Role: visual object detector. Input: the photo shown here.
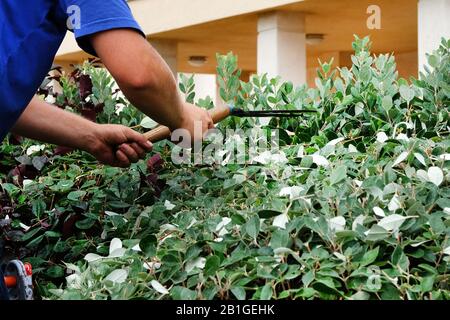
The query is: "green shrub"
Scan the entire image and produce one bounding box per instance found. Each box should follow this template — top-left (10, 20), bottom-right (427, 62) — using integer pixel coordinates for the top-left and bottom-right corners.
top-left (0, 36), bottom-right (449, 300)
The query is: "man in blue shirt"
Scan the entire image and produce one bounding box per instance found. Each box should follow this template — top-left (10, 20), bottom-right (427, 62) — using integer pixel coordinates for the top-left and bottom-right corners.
top-left (0, 0), bottom-right (213, 167)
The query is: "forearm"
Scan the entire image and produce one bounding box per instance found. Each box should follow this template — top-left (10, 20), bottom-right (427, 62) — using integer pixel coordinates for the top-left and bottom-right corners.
top-left (11, 96), bottom-right (98, 152)
top-left (91, 30), bottom-right (184, 130)
top-left (121, 62), bottom-right (184, 130)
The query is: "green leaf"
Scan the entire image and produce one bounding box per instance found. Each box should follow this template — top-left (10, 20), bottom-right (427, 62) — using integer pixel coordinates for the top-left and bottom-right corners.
top-left (258, 210), bottom-right (282, 219)
top-left (398, 252), bottom-right (410, 272)
top-left (296, 287), bottom-right (316, 299)
top-left (268, 96), bottom-right (277, 104)
top-left (313, 278), bottom-right (337, 292)
top-left (179, 82), bottom-right (186, 93)
top-left (341, 95), bottom-right (353, 106)
top-left (330, 165), bottom-right (347, 185)
top-left (44, 231), bottom-right (61, 238)
top-left (378, 214), bottom-right (413, 231)
top-left (421, 276), bottom-right (435, 292)
top-left (427, 54), bottom-right (438, 68)
top-left (260, 284), bottom-right (273, 300)
top-left (45, 265), bottom-right (65, 278)
top-left (31, 199), bottom-right (46, 218)
top-left (51, 180), bottom-right (75, 193)
top-left (302, 270), bottom-right (314, 287)
top-left (140, 116), bottom-right (158, 129)
top-left (360, 247), bottom-right (379, 267)
top-left (231, 287), bottom-right (246, 300)
top-left (67, 190), bottom-right (87, 201)
top-left (187, 92), bottom-right (196, 103)
top-left (350, 291), bottom-right (371, 300)
top-left (429, 215), bottom-right (445, 235)
top-left (223, 174), bottom-right (246, 189)
top-left (185, 245), bottom-right (202, 261)
top-left (382, 96), bottom-right (393, 112)
top-left (322, 62), bottom-right (331, 74)
top-left (245, 215), bottom-right (260, 239)
top-left (204, 255), bottom-right (220, 277)
top-left (26, 234), bottom-right (44, 248)
top-left (162, 254), bottom-right (179, 267)
top-left (418, 264), bottom-right (437, 274)
top-left (21, 228), bottom-right (41, 242)
top-left (284, 82), bottom-right (293, 94)
top-left (171, 286), bottom-right (197, 300)
top-left (75, 218), bottom-right (96, 230)
top-left (366, 225), bottom-right (390, 241)
top-left (397, 78), bottom-right (409, 86)
top-left (399, 85), bottom-right (414, 104)
top-left (392, 247), bottom-right (410, 272)
top-left (2, 183), bottom-right (20, 197)
top-left (269, 229), bottom-right (289, 249)
top-left (140, 234), bottom-right (157, 258)
top-left (380, 284), bottom-right (401, 300)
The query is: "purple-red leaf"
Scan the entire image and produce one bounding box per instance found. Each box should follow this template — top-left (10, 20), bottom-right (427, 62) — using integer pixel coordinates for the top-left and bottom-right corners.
top-left (147, 154), bottom-right (164, 172)
top-left (8, 164), bottom-right (39, 185)
top-left (81, 109), bottom-right (97, 122)
top-left (79, 74), bottom-right (93, 100)
top-left (9, 134), bottom-right (23, 145)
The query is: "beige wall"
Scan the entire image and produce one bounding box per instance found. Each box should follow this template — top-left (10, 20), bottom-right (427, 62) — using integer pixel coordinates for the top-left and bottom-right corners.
top-left (55, 0), bottom-right (420, 88)
top-left (57, 0), bottom-right (301, 56)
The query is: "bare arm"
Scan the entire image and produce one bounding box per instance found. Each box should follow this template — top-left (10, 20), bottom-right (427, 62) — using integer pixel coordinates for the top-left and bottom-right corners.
top-left (12, 96), bottom-right (152, 167)
top-left (90, 29), bottom-right (213, 138)
top-left (9, 29), bottom-right (212, 168)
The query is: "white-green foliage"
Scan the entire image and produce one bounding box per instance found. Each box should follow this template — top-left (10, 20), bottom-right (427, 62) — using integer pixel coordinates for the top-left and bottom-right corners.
top-left (1, 36), bottom-right (448, 300)
top-left (47, 36), bottom-right (450, 300)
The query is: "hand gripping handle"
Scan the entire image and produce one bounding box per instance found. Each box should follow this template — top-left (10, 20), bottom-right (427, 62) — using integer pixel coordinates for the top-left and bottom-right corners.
top-left (143, 105), bottom-right (232, 143)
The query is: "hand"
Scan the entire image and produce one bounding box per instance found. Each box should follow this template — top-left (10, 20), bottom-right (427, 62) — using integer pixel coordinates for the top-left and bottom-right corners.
top-left (86, 124), bottom-right (153, 167)
top-left (177, 103), bottom-right (214, 145)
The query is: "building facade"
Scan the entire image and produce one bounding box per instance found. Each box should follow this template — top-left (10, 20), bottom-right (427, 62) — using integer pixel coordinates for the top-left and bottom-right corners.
top-left (55, 0), bottom-right (450, 104)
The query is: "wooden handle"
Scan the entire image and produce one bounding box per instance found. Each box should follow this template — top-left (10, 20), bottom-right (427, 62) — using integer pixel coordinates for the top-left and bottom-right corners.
top-left (143, 105), bottom-right (232, 143)
top-left (143, 125), bottom-right (171, 142)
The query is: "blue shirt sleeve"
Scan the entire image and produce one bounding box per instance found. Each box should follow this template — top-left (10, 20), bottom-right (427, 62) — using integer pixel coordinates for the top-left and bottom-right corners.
top-left (59, 0), bottom-right (145, 56)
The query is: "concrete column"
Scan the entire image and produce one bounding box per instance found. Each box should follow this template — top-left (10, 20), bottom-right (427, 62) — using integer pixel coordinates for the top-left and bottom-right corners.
top-left (418, 0), bottom-right (450, 73)
top-left (257, 11), bottom-right (307, 86)
top-left (149, 39), bottom-right (178, 76)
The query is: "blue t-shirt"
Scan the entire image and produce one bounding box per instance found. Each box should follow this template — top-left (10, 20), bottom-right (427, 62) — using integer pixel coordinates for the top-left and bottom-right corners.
top-left (0, 0), bottom-right (144, 141)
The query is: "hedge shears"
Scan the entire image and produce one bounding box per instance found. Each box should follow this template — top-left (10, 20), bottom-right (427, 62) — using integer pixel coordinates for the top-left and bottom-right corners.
top-left (143, 105), bottom-right (316, 142)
